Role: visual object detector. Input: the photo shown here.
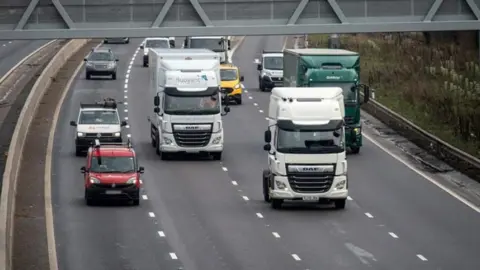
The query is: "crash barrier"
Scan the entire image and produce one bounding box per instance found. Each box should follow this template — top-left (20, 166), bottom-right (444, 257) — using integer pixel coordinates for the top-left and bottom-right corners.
top-left (360, 93), bottom-right (480, 182)
top-left (0, 38), bottom-right (90, 270)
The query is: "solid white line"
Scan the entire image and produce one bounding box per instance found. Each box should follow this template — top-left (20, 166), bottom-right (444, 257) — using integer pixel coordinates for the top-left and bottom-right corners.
top-left (256, 213), bottom-right (264, 218)
top-left (416, 254), bottom-right (428, 261)
top-left (347, 196), bottom-right (353, 201)
top-left (272, 232), bottom-right (280, 238)
top-left (158, 231), bottom-right (165, 237)
top-left (365, 212), bottom-right (374, 218)
top-left (388, 232), bottom-right (399, 239)
top-left (363, 133), bottom-right (480, 213)
top-left (169, 253), bottom-right (178, 260)
top-left (142, 195), bottom-right (148, 200)
top-left (222, 167), bottom-right (228, 172)
top-left (242, 196), bottom-right (249, 201)
top-left (292, 254), bottom-right (301, 261)
top-left (231, 181), bottom-right (238, 186)
top-left (259, 110), bottom-right (263, 113)
top-left (148, 212), bottom-right (155, 218)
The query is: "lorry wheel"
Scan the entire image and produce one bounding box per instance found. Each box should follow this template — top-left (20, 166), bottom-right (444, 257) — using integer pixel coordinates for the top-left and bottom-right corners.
top-left (259, 81), bottom-right (265, 92)
top-left (350, 147), bottom-right (360, 154)
top-left (151, 135), bottom-right (156, 148)
top-left (271, 199), bottom-right (283, 209)
top-left (75, 147), bottom-right (82, 156)
top-left (262, 171), bottom-right (271, 203)
top-left (132, 199), bottom-right (140, 206)
top-left (112, 73), bottom-right (117, 80)
top-left (334, 199), bottom-right (346, 209)
top-left (160, 152), bottom-right (171, 160)
top-left (85, 191), bottom-right (95, 206)
top-left (211, 152), bottom-right (222, 160)
top-left (86, 73), bottom-right (91, 80)
top-left (236, 95), bottom-right (242, 105)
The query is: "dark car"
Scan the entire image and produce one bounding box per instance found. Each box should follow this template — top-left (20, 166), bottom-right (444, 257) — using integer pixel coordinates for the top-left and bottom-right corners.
top-left (104, 38), bottom-right (129, 44)
top-left (84, 48), bottom-right (119, 80)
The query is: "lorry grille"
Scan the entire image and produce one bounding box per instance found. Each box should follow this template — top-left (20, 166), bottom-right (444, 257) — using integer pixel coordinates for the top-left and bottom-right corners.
top-left (344, 116), bottom-right (355, 125)
top-left (287, 173), bottom-right (334, 193)
top-left (271, 77), bottom-right (283, 82)
top-left (173, 130), bottom-right (212, 147)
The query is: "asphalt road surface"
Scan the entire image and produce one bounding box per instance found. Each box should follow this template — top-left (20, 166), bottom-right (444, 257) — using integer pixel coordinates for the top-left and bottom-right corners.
top-left (0, 40), bottom-right (50, 79)
top-left (51, 36), bottom-right (480, 270)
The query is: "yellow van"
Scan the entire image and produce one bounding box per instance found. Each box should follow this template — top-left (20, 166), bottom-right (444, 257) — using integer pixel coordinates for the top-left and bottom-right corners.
top-left (220, 64), bottom-right (244, 105)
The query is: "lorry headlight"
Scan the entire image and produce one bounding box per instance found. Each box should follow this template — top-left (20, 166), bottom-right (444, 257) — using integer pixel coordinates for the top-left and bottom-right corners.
top-left (163, 137), bottom-right (172, 144)
top-left (353, 127), bottom-right (361, 134)
top-left (212, 136), bottom-right (222, 144)
top-left (126, 177), bottom-right (137, 184)
top-left (77, 132), bottom-right (85, 137)
top-left (275, 180), bottom-right (287, 190)
top-left (114, 132), bottom-right (121, 137)
top-left (89, 177), bottom-right (100, 184)
top-left (334, 180), bottom-right (346, 190)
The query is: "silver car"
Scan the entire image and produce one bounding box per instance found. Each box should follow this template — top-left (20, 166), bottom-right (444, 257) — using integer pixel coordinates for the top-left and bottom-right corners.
top-left (84, 48), bottom-right (118, 80)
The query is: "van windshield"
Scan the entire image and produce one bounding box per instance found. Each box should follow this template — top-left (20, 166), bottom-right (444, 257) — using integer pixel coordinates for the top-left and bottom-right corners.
top-left (79, 110), bottom-right (119, 125)
top-left (90, 157), bottom-right (135, 173)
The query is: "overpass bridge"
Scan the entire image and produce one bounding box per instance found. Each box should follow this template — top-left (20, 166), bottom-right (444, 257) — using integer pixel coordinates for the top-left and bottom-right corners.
top-left (0, 0), bottom-right (479, 39)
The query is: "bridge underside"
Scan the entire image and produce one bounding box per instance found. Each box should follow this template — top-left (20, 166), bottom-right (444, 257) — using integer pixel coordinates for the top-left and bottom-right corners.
top-left (0, 0), bottom-right (480, 39)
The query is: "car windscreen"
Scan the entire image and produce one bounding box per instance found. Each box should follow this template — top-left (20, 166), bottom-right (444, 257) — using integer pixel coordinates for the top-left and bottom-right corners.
top-left (90, 156), bottom-right (135, 173)
top-left (79, 110), bottom-right (119, 124)
top-left (88, 52), bottom-right (114, 61)
top-left (146, 39), bottom-right (169, 48)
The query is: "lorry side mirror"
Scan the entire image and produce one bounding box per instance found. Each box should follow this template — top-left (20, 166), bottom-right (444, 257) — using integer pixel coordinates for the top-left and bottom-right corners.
top-left (224, 106), bottom-right (230, 113)
top-left (70, 121), bottom-right (77, 126)
top-left (121, 120), bottom-right (128, 126)
top-left (263, 144), bottom-right (271, 151)
top-left (83, 58), bottom-right (87, 62)
top-left (257, 64), bottom-right (262, 71)
top-left (363, 86), bottom-right (370, 103)
top-left (140, 45), bottom-right (144, 49)
top-left (138, 166), bottom-right (145, 173)
top-left (264, 130), bottom-right (271, 142)
top-left (154, 107), bottom-right (160, 113)
top-left (351, 86), bottom-right (356, 92)
top-left (80, 166), bottom-right (86, 173)
top-left (227, 40), bottom-right (231, 50)
top-left (240, 76), bottom-right (244, 82)
top-left (154, 95), bottom-right (160, 106)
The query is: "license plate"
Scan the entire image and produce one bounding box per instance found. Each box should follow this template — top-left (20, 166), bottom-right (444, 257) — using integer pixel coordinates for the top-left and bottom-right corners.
top-left (302, 196), bottom-right (319, 201)
top-left (106, 190), bottom-right (122, 195)
top-left (185, 149), bottom-right (199, 153)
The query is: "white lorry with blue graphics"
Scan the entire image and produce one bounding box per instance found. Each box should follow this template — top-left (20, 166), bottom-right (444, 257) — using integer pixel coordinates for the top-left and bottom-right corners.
top-left (148, 48), bottom-right (230, 160)
top-left (262, 87), bottom-right (348, 209)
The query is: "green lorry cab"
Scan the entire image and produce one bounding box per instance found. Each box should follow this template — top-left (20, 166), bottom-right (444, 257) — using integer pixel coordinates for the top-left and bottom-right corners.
top-left (283, 48), bottom-right (370, 154)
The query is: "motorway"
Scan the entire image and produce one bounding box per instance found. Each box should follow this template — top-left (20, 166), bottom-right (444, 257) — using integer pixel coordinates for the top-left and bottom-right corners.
top-left (0, 40), bottom-right (50, 79)
top-left (50, 37), bottom-right (480, 270)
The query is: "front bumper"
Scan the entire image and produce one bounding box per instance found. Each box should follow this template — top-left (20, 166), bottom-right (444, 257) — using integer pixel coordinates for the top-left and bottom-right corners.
top-left (86, 183), bottom-right (140, 200)
top-left (76, 136), bottom-right (122, 149)
top-left (86, 67), bottom-right (116, 75)
top-left (261, 76), bottom-right (283, 88)
top-left (160, 133), bottom-right (223, 153)
top-left (270, 175), bottom-right (348, 200)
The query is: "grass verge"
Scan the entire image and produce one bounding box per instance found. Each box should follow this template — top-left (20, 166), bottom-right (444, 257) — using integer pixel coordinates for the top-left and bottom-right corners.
top-left (308, 33), bottom-right (480, 158)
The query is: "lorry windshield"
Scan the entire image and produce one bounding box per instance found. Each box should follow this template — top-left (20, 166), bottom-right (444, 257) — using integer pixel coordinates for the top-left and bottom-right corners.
top-left (276, 128), bottom-right (344, 154)
top-left (79, 110), bottom-right (119, 125)
top-left (90, 157), bottom-right (135, 173)
top-left (263, 56), bottom-right (283, 70)
top-left (164, 94), bottom-right (221, 115)
top-left (189, 39), bottom-right (224, 52)
top-left (220, 69), bottom-right (238, 81)
top-left (145, 39), bottom-right (169, 48)
top-left (310, 82), bottom-right (358, 104)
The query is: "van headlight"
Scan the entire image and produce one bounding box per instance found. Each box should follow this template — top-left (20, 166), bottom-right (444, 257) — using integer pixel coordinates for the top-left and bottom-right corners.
top-left (89, 177), bottom-right (100, 184)
top-left (126, 177), bottom-right (137, 184)
top-left (234, 84), bottom-right (241, 89)
top-left (77, 132), bottom-right (85, 137)
top-left (114, 132), bottom-right (121, 137)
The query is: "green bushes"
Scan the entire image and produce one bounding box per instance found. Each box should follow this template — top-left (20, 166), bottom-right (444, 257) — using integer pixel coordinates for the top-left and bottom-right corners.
top-left (308, 33), bottom-right (480, 156)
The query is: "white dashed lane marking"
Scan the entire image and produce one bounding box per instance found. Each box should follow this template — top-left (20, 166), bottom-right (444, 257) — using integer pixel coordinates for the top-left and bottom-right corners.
top-left (365, 212), bottom-right (374, 218)
top-left (127, 134), bottom-right (131, 138)
top-left (248, 96), bottom-right (253, 99)
top-left (253, 103), bottom-right (258, 106)
top-left (124, 83), bottom-right (128, 88)
top-left (256, 213), bottom-right (264, 218)
top-left (158, 231), bottom-right (165, 237)
top-left (272, 232), bottom-right (280, 238)
top-left (231, 181), bottom-right (238, 186)
top-left (148, 212), bottom-right (155, 218)
top-left (142, 195), bottom-right (148, 200)
top-left (292, 254), bottom-right (301, 261)
top-left (417, 254), bottom-right (428, 261)
top-left (222, 167), bottom-right (228, 172)
top-left (124, 109), bottom-right (128, 112)
top-left (242, 196), bottom-right (249, 201)
top-left (169, 253), bottom-right (178, 260)
top-left (389, 232), bottom-right (399, 239)
top-left (259, 110), bottom-right (263, 113)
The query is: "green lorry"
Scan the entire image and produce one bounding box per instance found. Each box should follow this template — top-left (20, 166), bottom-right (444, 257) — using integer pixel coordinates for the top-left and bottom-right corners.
top-left (283, 48), bottom-right (370, 154)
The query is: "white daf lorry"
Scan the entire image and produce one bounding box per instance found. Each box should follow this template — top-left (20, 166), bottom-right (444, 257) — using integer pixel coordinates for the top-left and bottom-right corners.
top-left (148, 48), bottom-right (230, 160)
top-left (262, 87), bottom-right (348, 209)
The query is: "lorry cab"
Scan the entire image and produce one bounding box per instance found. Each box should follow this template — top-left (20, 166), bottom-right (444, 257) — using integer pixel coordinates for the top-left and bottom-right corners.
top-left (220, 63), bottom-right (244, 105)
top-left (255, 50), bottom-right (284, 92)
top-left (81, 139), bottom-right (144, 206)
top-left (184, 36), bottom-right (231, 63)
top-left (262, 87), bottom-right (348, 210)
top-left (140, 37), bottom-right (174, 67)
